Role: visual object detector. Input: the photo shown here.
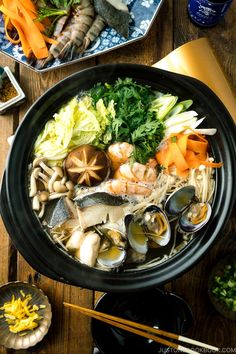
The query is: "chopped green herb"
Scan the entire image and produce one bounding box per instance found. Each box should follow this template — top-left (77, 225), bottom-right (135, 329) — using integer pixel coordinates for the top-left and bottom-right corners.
top-left (212, 260), bottom-right (236, 312)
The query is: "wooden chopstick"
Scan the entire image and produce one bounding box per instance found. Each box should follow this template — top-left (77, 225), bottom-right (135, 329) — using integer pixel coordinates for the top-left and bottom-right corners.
top-left (64, 303), bottom-right (196, 354)
top-left (63, 302), bottom-right (219, 353)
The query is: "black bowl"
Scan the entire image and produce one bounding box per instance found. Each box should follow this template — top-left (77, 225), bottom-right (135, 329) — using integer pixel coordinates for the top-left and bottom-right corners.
top-left (92, 288), bottom-right (193, 354)
top-left (208, 253), bottom-right (236, 320)
top-left (1, 64), bottom-right (236, 292)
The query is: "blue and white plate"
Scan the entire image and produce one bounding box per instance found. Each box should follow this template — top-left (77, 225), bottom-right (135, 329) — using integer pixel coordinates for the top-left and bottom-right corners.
top-left (0, 0), bottom-right (164, 72)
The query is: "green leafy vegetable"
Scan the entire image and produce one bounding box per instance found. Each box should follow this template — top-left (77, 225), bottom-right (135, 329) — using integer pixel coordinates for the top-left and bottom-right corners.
top-left (34, 96), bottom-right (111, 165)
top-left (37, 7), bottom-right (68, 21)
top-left (149, 93), bottom-right (178, 120)
top-left (165, 99), bottom-right (193, 118)
top-left (34, 77), bottom-right (195, 166)
top-left (90, 78), bottom-right (165, 164)
top-left (49, 0), bottom-right (80, 8)
top-left (37, 0), bottom-right (80, 21)
top-left (212, 260), bottom-right (236, 312)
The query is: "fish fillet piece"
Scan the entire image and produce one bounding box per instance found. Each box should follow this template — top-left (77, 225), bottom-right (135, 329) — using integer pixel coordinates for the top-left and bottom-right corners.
top-left (94, 0), bottom-right (130, 38)
top-left (77, 204), bottom-right (125, 229)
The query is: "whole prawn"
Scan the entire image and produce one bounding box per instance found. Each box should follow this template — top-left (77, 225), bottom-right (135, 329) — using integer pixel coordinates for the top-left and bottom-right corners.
top-left (114, 162), bottom-right (157, 185)
top-left (108, 142), bottom-right (134, 170)
top-left (36, 14), bottom-right (73, 68)
top-left (79, 14), bottom-right (106, 53)
top-left (59, 0), bottom-right (95, 58)
top-left (36, 0), bottom-right (95, 68)
top-left (105, 180), bottom-right (152, 197)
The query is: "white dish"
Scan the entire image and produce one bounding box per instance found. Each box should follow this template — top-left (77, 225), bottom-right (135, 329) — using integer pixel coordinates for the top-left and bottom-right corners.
top-left (0, 66), bottom-right (26, 114)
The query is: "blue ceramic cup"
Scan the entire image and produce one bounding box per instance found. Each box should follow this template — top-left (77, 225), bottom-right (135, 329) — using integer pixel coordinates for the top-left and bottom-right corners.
top-left (188, 0), bottom-right (233, 27)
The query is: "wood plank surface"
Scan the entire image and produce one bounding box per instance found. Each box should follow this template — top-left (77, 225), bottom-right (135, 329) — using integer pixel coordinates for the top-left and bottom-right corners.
top-left (0, 0), bottom-right (235, 353)
top-left (13, 59), bottom-right (98, 354)
top-left (170, 1), bottom-right (236, 351)
top-left (0, 56), bottom-right (18, 354)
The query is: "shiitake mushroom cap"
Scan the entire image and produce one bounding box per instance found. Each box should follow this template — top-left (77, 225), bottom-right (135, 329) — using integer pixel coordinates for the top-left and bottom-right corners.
top-left (65, 144), bottom-right (111, 186)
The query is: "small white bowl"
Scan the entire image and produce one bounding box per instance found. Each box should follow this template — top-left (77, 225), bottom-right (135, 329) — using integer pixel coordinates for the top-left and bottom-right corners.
top-left (0, 281), bottom-right (52, 349)
top-left (0, 66), bottom-right (26, 115)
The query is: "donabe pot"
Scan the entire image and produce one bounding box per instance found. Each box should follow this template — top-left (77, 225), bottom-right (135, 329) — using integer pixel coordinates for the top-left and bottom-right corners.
top-left (1, 64), bottom-right (235, 292)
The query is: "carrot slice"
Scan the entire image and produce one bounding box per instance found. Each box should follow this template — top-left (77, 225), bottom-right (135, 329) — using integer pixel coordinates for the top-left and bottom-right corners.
top-left (15, 1), bottom-right (46, 47)
top-left (199, 160), bottom-right (223, 168)
top-left (187, 138), bottom-right (208, 155)
top-left (4, 15), bottom-right (20, 44)
top-left (17, 0), bottom-right (36, 14)
top-left (0, 0), bottom-right (54, 59)
top-left (11, 19), bottom-right (31, 57)
top-left (185, 128), bottom-right (208, 142)
top-left (176, 134), bottom-right (189, 156)
top-left (185, 150), bottom-right (201, 168)
top-left (169, 142), bottom-right (189, 172)
top-left (156, 142), bottom-right (173, 169)
top-left (42, 34), bottom-right (58, 45)
top-left (176, 168), bottom-right (189, 178)
top-left (155, 132), bottom-right (223, 176)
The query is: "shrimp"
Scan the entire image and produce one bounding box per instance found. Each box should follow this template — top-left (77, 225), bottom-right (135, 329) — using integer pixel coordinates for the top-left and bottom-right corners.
top-left (79, 14), bottom-right (106, 53)
top-left (107, 142), bottom-right (133, 170)
top-left (35, 14), bottom-right (72, 68)
top-left (36, 0), bottom-right (94, 68)
top-left (59, 0), bottom-right (95, 58)
top-left (114, 162), bottom-right (157, 184)
top-left (53, 15), bottom-right (70, 37)
top-left (105, 180), bottom-right (152, 196)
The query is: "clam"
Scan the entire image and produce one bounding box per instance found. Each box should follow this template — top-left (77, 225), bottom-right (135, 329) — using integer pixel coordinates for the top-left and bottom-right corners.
top-left (179, 202), bottom-right (212, 233)
top-left (99, 238), bottom-right (111, 253)
top-left (97, 246), bottom-right (126, 269)
top-left (99, 226), bottom-right (127, 249)
top-left (143, 205), bottom-right (171, 246)
top-left (165, 186), bottom-right (196, 216)
top-left (125, 215), bottom-right (148, 255)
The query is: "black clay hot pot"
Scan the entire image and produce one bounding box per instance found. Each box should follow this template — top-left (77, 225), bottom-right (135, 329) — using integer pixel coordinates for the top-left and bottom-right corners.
top-left (1, 64), bottom-right (235, 292)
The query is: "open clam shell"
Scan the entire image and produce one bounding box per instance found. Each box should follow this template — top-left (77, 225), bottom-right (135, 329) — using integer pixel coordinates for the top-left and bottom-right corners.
top-left (125, 215), bottom-right (148, 255)
top-left (179, 202), bottom-right (212, 233)
top-left (99, 226), bottom-right (127, 249)
top-left (97, 246), bottom-right (126, 269)
top-left (144, 205), bottom-right (171, 246)
top-left (165, 186), bottom-right (196, 216)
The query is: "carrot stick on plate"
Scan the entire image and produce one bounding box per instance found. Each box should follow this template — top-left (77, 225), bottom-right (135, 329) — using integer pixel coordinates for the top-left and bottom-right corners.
top-left (0, 0), bottom-right (58, 59)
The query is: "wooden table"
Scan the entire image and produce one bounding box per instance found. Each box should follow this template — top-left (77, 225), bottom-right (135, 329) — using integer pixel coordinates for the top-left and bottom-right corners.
top-left (0, 1), bottom-right (235, 353)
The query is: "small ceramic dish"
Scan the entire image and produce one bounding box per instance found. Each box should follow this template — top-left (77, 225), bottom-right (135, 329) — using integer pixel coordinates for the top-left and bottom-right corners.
top-left (208, 253), bottom-right (236, 321)
top-left (0, 66), bottom-right (26, 115)
top-left (0, 281), bottom-right (52, 349)
top-left (92, 288), bottom-right (193, 354)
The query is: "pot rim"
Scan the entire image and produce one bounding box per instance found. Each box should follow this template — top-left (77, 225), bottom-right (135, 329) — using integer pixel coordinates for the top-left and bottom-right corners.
top-left (2, 63), bottom-right (236, 292)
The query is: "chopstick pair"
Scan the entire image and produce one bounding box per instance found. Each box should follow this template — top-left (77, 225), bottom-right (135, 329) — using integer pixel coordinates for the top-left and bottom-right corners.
top-left (63, 302), bottom-right (219, 354)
